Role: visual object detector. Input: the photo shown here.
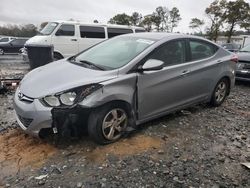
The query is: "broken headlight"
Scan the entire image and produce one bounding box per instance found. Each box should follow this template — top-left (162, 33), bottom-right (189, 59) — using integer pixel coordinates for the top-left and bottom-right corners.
top-left (41, 84), bottom-right (102, 107)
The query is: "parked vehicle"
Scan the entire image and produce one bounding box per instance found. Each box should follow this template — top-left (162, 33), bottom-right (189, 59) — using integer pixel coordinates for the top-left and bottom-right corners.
top-left (14, 33), bottom-right (236, 144)
top-left (0, 36), bottom-right (16, 44)
top-left (236, 44), bottom-right (250, 81)
top-left (221, 43), bottom-right (241, 52)
top-left (23, 21), bottom-right (146, 61)
top-left (0, 38), bottom-right (28, 55)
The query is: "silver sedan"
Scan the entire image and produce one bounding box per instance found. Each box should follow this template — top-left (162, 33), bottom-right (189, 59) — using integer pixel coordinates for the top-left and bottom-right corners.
top-left (14, 33), bottom-right (236, 144)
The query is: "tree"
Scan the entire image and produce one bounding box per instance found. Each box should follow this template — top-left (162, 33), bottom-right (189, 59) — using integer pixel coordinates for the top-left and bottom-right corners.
top-left (0, 24), bottom-right (37, 37)
top-left (40, 22), bottom-right (48, 30)
top-left (130, 12), bottom-right (142, 26)
top-left (169, 7), bottom-right (181, 32)
top-left (241, 17), bottom-right (250, 33)
top-left (21, 24), bottom-right (37, 37)
top-left (141, 15), bottom-right (153, 32)
top-left (222, 0), bottom-right (250, 43)
top-left (108, 13), bottom-right (131, 25)
top-left (189, 18), bottom-right (205, 34)
top-left (205, 0), bottom-right (226, 42)
top-left (152, 6), bottom-right (169, 31)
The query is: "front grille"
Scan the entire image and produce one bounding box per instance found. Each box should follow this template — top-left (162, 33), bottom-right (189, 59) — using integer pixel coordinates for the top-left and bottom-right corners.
top-left (18, 115), bottom-right (33, 128)
top-left (244, 64), bottom-right (250, 70)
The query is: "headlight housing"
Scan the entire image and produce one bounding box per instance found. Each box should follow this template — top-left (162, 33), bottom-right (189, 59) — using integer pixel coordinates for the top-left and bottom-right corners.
top-left (41, 84), bottom-right (102, 107)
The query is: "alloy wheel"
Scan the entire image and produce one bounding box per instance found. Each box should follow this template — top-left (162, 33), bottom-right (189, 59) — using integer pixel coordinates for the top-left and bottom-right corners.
top-left (102, 108), bottom-right (128, 141)
top-left (215, 81), bottom-right (227, 103)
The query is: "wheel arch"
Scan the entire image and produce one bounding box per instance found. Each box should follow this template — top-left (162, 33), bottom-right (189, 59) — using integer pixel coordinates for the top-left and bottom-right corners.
top-left (220, 76), bottom-right (231, 96)
top-left (53, 51), bottom-right (64, 59)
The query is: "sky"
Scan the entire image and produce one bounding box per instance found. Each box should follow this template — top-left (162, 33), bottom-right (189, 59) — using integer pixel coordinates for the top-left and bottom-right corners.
top-left (0, 0), bottom-right (220, 33)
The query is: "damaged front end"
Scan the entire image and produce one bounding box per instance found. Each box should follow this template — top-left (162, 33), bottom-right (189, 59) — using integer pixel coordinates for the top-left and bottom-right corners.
top-left (49, 106), bottom-right (90, 140)
top-left (39, 84), bottom-right (103, 139)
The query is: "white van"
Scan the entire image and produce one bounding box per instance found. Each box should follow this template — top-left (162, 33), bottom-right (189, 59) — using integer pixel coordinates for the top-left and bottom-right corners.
top-left (24, 20), bottom-right (145, 60)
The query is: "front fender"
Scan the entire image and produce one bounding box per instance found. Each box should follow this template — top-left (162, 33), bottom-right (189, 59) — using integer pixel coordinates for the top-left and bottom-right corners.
top-left (78, 73), bottom-right (137, 108)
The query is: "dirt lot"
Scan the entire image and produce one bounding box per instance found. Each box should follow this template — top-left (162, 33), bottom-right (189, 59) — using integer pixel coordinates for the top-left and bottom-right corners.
top-left (0, 55), bottom-right (249, 188)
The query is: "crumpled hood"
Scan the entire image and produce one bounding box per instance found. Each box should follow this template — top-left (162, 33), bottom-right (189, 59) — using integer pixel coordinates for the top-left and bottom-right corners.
top-left (237, 52), bottom-right (250, 62)
top-left (20, 60), bottom-right (118, 98)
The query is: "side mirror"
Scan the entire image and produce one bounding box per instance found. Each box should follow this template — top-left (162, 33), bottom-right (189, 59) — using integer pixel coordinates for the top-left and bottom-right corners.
top-left (138, 59), bottom-right (164, 72)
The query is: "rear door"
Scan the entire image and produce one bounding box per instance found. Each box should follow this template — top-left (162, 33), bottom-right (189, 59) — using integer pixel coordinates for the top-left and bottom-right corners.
top-left (78, 26), bottom-right (106, 52)
top-left (52, 24), bottom-right (78, 57)
top-left (186, 39), bottom-right (221, 97)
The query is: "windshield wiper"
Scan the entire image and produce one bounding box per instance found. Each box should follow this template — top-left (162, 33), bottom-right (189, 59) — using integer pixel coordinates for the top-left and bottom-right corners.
top-left (79, 60), bottom-right (105, 70)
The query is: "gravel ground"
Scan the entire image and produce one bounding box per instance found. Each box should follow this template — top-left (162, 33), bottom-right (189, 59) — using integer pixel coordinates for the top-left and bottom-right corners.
top-left (0, 55), bottom-right (249, 188)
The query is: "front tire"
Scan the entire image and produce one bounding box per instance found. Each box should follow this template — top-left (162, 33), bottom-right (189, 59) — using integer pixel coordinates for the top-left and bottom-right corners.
top-left (210, 78), bottom-right (229, 107)
top-left (0, 48), bottom-right (4, 55)
top-left (53, 52), bottom-right (63, 61)
top-left (88, 103), bottom-right (128, 145)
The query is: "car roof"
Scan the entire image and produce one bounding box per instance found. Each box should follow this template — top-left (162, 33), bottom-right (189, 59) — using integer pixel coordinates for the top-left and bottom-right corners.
top-left (123, 32), bottom-right (207, 41)
top-left (54, 20), bottom-right (145, 30)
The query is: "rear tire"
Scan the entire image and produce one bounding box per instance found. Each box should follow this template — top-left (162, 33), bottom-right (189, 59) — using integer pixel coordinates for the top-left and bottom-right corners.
top-left (88, 103), bottom-right (128, 145)
top-left (210, 78), bottom-right (229, 107)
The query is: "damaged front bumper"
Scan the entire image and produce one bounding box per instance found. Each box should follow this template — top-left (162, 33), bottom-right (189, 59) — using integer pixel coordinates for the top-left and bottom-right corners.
top-left (13, 89), bottom-right (53, 136)
top-left (13, 89), bottom-right (90, 137)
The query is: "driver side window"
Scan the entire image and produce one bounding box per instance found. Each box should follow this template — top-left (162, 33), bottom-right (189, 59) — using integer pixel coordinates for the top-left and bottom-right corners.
top-left (55, 24), bottom-right (75, 36)
top-left (148, 40), bottom-right (186, 66)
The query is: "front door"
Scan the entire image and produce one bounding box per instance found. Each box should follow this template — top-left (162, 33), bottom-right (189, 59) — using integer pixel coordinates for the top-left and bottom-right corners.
top-left (52, 24), bottom-right (78, 57)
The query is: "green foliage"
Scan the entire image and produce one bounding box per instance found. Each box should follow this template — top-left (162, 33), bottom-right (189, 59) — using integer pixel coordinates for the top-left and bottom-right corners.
top-left (141, 15), bottom-right (153, 31)
top-left (169, 7), bottom-right (181, 32)
top-left (204, 0), bottom-right (250, 42)
top-left (40, 22), bottom-right (48, 30)
top-left (222, 0), bottom-right (250, 42)
top-left (189, 18), bottom-right (205, 34)
top-left (131, 12), bottom-right (142, 26)
top-left (205, 0), bottom-right (226, 42)
top-left (0, 24), bottom-right (37, 37)
top-left (152, 6), bottom-right (169, 31)
top-left (108, 13), bottom-right (132, 25)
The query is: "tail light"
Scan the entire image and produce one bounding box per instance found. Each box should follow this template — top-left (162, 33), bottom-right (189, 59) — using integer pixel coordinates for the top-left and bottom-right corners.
top-left (231, 54), bottom-right (238, 63)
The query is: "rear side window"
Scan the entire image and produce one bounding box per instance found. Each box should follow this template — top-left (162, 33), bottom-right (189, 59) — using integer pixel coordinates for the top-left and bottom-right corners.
top-left (80, 26), bottom-right (105, 38)
top-left (190, 40), bottom-right (218, 61)
top-left (56, 24), bottom-right (75, 36)
top-left (107, 28), bottom-right (133, 38)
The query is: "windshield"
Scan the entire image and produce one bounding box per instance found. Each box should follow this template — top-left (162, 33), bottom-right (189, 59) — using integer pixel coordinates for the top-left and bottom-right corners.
top-left (40, 22), bottom-right (58, 35)
top-left (0, 38), bottom-right (9, 42)
top-left (240, 44), bottom-right (250, 52)
top-left (75, 36), bottom-right (155, 70)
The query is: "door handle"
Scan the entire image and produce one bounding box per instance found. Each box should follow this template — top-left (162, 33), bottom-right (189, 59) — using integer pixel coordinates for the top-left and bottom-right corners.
top-left (181, 70), bottom-right (190, 75)
top-left (71, 39), bottom-right (77, 41)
